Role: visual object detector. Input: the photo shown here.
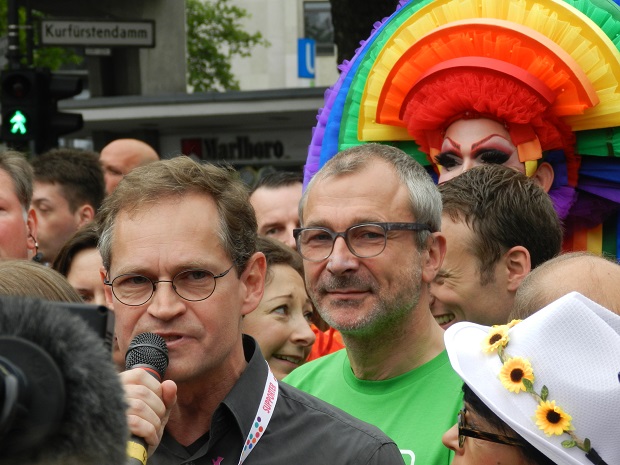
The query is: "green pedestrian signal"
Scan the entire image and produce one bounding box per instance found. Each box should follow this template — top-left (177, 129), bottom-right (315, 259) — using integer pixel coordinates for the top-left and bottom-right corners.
top-left (8, 110), bottom-right (27, 135)
top-left (1, 69), bottom-right (83, 152)
top-left (1, 69), bottom-right (38, 147)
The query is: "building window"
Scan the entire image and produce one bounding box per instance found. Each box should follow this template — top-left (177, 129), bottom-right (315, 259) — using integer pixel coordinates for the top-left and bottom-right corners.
top-left (303, 1), bottom-right (334, 56)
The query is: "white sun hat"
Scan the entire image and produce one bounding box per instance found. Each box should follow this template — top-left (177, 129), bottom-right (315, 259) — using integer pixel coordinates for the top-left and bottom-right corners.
top-left (444, 291), bottom-right (620, 465)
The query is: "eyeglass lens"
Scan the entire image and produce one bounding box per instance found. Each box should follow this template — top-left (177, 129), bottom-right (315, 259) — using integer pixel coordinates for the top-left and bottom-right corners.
top-left (111, 269), bottom-right (217, 305)
top-left (297, 223), bottom-right (387, 261)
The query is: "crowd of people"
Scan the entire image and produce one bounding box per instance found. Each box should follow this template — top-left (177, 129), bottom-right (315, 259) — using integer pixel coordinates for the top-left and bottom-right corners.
top-left (0, 137), bottom-right (618, 465)
top-left (2, 1), bottom-right (620, 464)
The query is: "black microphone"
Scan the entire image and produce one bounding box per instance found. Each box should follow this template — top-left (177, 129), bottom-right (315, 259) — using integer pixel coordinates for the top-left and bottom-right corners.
top-left (125, 332), bottom-right (169, 465)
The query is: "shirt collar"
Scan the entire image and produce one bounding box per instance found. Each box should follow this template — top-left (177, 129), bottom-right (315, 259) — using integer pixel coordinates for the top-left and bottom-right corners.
top-left (221, 334), bottom-right (270, 437)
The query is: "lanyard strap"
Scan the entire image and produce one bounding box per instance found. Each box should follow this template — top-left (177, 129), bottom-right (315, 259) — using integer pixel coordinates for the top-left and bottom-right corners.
top-left (238, 363), bottom-right (279, 465)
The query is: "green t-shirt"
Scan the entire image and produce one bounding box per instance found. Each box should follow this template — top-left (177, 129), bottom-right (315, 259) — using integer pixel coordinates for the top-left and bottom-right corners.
top-left (284, 349), bottom-right (463, 465)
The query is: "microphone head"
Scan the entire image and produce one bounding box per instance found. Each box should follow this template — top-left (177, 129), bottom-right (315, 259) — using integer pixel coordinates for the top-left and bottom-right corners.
top-left (125, 332), bottom-right (169, 380)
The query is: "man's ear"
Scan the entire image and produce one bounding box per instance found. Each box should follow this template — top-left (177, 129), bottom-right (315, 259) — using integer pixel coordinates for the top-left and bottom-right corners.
top-left (239, 252), bottom-right (267, 317)
top-left (421, 232), bottom-right (447, 284)
top-left (26, 208), bottom-right (38, 253)
top-left (504, 246), bottom-right (531, 292)
top-left (100, 266), bottom-right (115, 311)
top-left (76, 204), bottom-right (95, 228)
top-left (532, 162), bottom-right (554, 193)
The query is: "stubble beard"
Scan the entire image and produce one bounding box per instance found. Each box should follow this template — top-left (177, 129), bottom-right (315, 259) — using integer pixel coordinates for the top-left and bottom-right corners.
top-left (312, 264), bottom-right (423, 337)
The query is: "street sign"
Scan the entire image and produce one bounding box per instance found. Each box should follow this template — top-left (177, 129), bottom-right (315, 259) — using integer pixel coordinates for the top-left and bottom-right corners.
top-left (298, 38), bottom-right (316, 79)
top-left (40, 20), bottom-right (155, 47)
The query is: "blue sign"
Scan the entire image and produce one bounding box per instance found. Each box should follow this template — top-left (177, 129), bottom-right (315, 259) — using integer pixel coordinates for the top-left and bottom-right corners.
top-left (298, 38), bottom-right (316, 79)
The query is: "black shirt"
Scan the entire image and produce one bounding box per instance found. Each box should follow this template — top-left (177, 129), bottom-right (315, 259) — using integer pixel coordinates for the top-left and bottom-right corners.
top-left (149, 336), bottom-right (404, 465)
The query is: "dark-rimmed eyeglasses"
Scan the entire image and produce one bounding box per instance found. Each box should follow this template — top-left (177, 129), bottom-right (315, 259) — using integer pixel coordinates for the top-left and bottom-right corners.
top-left (104, 266), bottom-right (234, 306)
top-left (458, 408), bottom-right (525, 448)
top-left (293, 222), bottom-right (432, 262)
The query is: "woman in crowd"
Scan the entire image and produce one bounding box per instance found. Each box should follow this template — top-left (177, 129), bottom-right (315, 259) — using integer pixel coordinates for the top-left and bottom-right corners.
top-left (242, 236), bottom-right (315, 380)
top-left (53, 225), bottom-right (107, 307)
top-left (443, 292), bottom-right (619, 464)
top-left (53, 224), bottom-right (123, 370)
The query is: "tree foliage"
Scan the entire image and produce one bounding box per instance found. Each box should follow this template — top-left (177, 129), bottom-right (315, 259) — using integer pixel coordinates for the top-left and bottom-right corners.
top-left (186, 0), bottom-right (269, 92)
top-left (0, 1), bottom-right (268, 92)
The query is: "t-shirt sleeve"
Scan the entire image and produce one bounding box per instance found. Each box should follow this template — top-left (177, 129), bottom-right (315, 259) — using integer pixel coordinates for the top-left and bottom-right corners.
top-left (364, 443), bottom-right (407, 465)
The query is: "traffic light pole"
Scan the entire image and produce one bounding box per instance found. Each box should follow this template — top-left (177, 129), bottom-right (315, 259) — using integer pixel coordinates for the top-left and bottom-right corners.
top-left (6, 0), bottom-right (34, 69)
top-left (4, 0), bottom-right (28, 152)
top-left (6, 0), bottom-right (21, 69)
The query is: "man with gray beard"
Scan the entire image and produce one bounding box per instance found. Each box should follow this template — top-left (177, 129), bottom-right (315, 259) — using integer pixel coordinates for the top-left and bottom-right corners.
top-left (285, 144), bottom-right (463, 465)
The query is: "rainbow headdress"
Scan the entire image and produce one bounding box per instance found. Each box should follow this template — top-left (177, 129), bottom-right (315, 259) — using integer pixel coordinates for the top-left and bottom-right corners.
top-left (305, 0), bottom-right (620, 259)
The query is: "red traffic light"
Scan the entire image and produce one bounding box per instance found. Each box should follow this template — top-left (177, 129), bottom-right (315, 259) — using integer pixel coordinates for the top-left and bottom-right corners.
top-left (2, 74), bottom-right (31, 99)
top-left (1, 70), bottom-right (38, 102)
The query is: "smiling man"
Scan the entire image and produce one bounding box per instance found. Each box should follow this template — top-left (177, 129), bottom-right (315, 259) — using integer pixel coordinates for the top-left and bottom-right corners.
top-left (285, 143), bottom-right (463, 465)
top-left (431, 164), bottom-right (562, 330)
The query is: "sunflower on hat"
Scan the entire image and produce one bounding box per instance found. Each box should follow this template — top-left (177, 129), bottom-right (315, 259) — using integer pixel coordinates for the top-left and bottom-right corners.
top-left (482, 320), bottom-right (597, 453)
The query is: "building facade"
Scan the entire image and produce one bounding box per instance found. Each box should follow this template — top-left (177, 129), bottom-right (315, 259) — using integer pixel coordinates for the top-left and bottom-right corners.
top-left (5, 0), bottom-right (340, 180)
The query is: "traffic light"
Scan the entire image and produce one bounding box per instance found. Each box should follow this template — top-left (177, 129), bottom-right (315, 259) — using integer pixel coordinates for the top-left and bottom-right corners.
top-left (1, 69), bottom-right (43, 147)
top-left (1, 68), bottom-right (83, 153)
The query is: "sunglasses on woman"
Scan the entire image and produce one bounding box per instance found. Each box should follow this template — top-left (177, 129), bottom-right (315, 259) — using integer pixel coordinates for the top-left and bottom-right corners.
top-left (458, 408), bottom-right (526, 448)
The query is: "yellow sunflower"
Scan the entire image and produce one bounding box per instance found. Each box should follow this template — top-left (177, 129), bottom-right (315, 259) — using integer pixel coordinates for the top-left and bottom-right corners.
top-left (535, 400), bottom-right (573, 436)
top-left (481, 325), bottom-right (509, 353)
top-left (499, 357), bottom-right (534, 393)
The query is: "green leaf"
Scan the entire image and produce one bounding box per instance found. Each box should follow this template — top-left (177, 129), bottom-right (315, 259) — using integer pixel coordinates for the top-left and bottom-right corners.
top-left (584, 438), bottom-right (591, 451)
top-left (522, 378), bottom-right (534, 392)
top-left (186, 0), bottom-right (270, 92)
top-left (562, 440), bottom-right (577, 448)
top-left (541, 385), bottom-right (549, 401)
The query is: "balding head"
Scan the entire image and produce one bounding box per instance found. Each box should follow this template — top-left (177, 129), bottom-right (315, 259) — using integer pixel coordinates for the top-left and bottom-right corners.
top-left (511, 252), bottom-right (620, 318)
top-left (99, 139), bottom-right (159, 195)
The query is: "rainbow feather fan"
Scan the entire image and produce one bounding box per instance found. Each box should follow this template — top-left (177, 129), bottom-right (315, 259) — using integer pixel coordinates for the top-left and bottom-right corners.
top-left (305, 0), bottom-right (620, 259)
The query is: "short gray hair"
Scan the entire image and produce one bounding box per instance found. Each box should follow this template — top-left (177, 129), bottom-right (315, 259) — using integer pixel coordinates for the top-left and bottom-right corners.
top-left (300, 143), bottom-right (441, 249)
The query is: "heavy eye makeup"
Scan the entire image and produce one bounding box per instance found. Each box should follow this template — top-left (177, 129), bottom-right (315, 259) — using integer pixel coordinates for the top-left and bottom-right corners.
top-left (475, 149), bottom-right (512, 165)
top-left (434, 152), bottom-right (462, 171)
top-left (435, 136), bottom-right (515, 170)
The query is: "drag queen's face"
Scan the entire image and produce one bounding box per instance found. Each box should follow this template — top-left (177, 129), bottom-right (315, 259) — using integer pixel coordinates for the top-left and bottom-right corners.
top-left (435, 118), bottom-right (525, 183)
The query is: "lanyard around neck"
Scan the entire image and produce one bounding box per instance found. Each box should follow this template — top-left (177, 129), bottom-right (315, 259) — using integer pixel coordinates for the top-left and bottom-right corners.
top-left (238, 362), bottom-right (279, 465)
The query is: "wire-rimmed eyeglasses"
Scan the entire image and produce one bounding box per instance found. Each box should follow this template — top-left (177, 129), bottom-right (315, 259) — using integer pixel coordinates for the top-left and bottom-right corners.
top-left (104, 266), bottom-right (234, 306)
top-left (458, 408), bottom-right (525, 449)
top-left (293, 222), bottom-right (432, 262)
